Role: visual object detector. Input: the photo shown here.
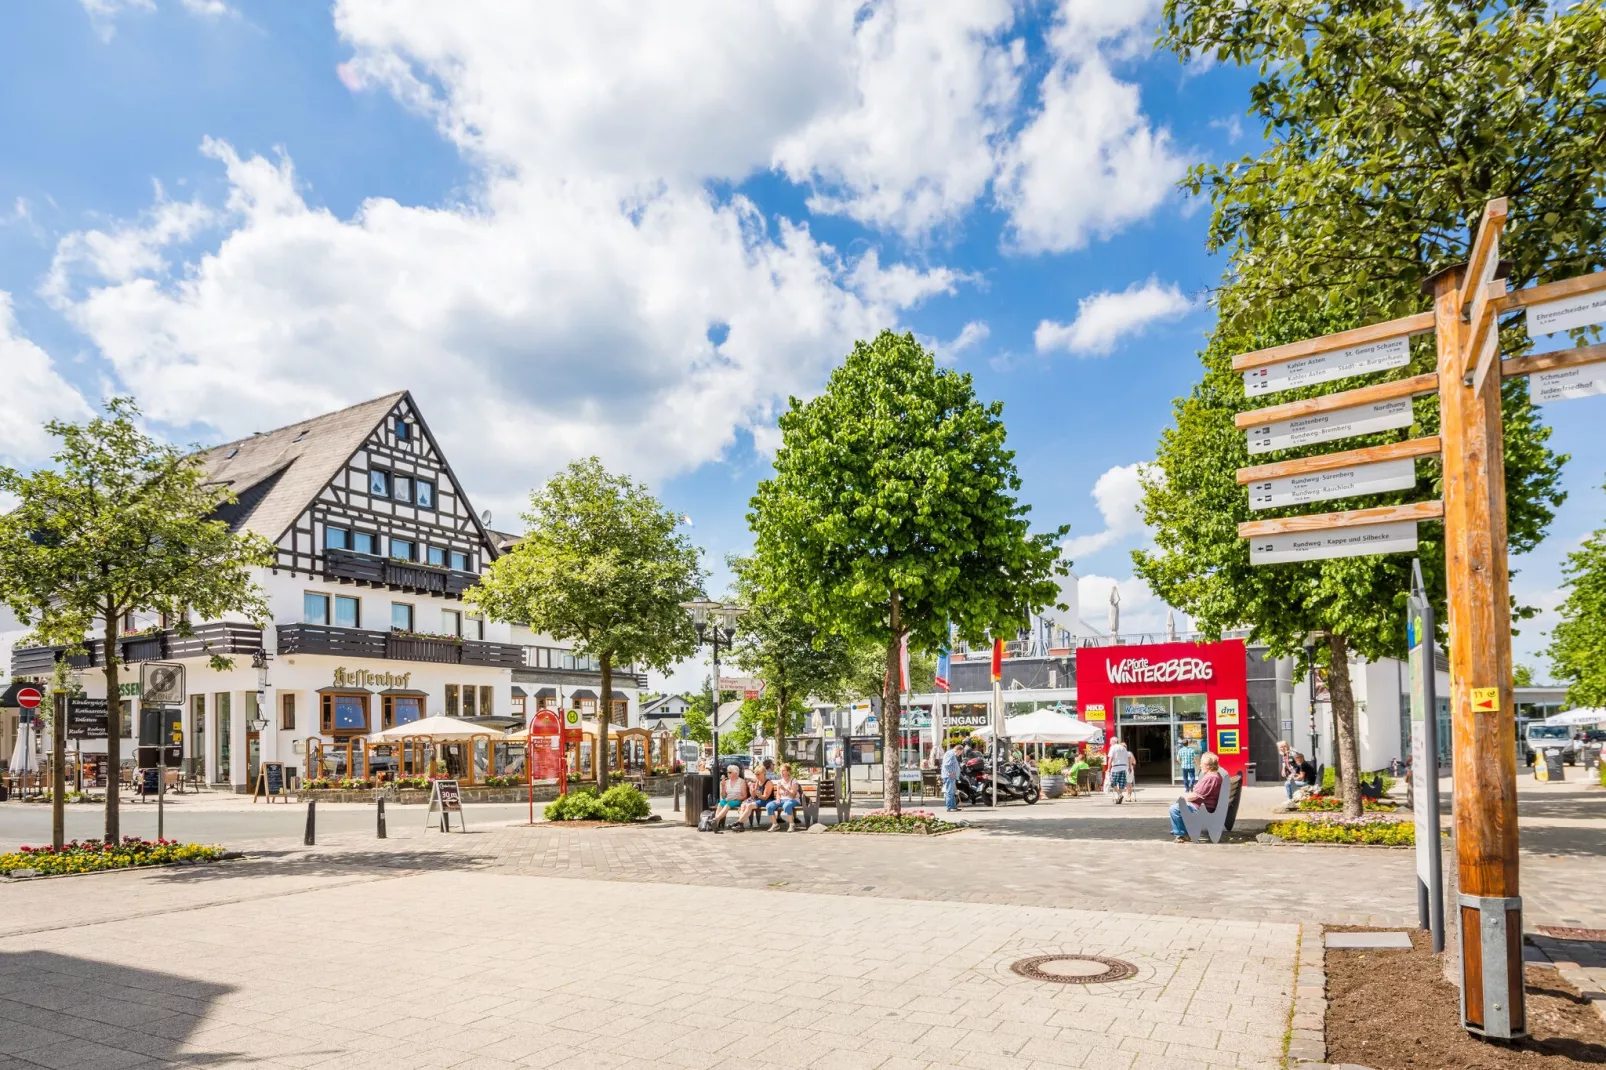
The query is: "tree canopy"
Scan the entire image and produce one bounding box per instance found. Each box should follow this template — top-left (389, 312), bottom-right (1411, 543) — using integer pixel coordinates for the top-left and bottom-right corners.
top-left (0, 398), bottom-right (272, 841)
top-left (749, 330), bottom-right (1067, 809)
top-left (1546, 482), bottom-right (1606, 708)
top-left (468, 457), bottom-right (703, 788)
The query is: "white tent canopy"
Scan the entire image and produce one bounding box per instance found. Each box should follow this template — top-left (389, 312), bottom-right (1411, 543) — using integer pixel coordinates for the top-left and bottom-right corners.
top-left (973, 708), bottom-right (1101, 744)
top-left (369, 715), bottom-right (496, 741)
top-left (1542, 708), bottom-right (1605, 726)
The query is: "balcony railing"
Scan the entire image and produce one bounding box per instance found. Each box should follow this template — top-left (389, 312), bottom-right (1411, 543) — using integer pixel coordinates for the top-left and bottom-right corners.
top-left (324, 547), bottom-right (478, 598)
top-left (518, 645), bottom-right (647, 687)
top-left (9, 622), bottom-right (264, 676)
top-left (277, 624), bottom-right (524, 668)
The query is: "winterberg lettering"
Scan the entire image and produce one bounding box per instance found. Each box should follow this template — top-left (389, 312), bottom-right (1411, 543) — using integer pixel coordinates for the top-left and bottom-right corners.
top-left (1104, 658), bottom-right (1214, 685)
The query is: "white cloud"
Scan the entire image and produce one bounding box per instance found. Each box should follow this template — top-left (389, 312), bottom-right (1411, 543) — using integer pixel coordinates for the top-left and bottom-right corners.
top-left (772, 1), bottom-right (1023, 238)
top-left (995, 1), bottom-right (1184, 254)
top-left (846, 249), bottom-right (964, 308)
top-left (179, 0), bottom-right (231, 15)
top-left (947, 320), bottom-right (990, 354)
top-left (1035, 277), bottom-right (1194, 356)
top-left (44, 186), bottom-right (214, 301)
top-left (80, 0), bottom-right (228, 40)
top-left (1063, 462), bottom-right (1152, 559)
top-left (0, 293), bottom-right (95, 467)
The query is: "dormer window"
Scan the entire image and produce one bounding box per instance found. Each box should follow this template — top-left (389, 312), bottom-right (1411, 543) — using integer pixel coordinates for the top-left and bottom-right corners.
top-left (293, 430), bottom-right (309, 442)
top-left (225, 448), bottom-right (239, 459)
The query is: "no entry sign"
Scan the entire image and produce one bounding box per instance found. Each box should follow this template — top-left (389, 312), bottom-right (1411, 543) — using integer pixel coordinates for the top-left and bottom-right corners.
top-left (16, 687), bottom-right (42, 709)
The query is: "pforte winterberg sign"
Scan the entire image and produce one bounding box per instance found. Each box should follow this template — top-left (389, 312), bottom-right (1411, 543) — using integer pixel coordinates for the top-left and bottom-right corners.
top-left (332, 667), bottom-right (414, 690)
top-left (1104, 657), bottom-right (1214, 685)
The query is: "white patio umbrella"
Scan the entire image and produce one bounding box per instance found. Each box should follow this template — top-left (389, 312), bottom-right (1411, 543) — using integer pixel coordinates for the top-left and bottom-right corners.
top-left (973, 708), bottom-right (1101, 744)
top-left (368, 715), bottom-right (497, 741)
top-left (1542, 708), bottom-right (1605, 726)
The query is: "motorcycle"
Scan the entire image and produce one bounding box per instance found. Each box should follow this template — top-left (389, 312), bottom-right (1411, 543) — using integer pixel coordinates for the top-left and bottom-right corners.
top-left (956, 755), bottom-right (1039, 806)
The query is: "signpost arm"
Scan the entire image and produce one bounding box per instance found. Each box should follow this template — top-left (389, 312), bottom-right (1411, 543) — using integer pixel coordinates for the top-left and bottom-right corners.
top-left (1431, 263), bottom-right (1524, 1039)
top-left (52, 693), bottom-right (66, 852)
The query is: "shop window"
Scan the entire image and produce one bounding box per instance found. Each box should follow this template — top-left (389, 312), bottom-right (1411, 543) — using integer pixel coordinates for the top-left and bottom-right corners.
top-left (394, 476), bottom-right (413, 504)
top-left (427, 545), bottom-right (445, 567)
top-left (325, 526), bottom-right (350, 550)
top-left (214, 693), bottom-right (232, 782)
top-left (391, 603), bottom-right (414, 631)
top-left (416, 480), bottom-right (434, 508)
top-left (120, 699), bottom-right (134, 739)
top-left (463, 686), bottom-right (477, 718)
top-left (304, 593), bottom-right (330, 625)
top-left (352, 531), bottom-right (377, 555)
top-left (442, 609), bottom-right (461, 636)
top-left (480, 686), bottom-right (493, 717)
top-left (370, 469), bottom-right (390, 497)
top-left (446, 684), bottom-right (459, 718)
top-left (280, 693), bottom-right (296, 731)
top-left (334, 595), bottom-right (360, 629)
top-left (512, 694), bottom-right (527, 718)
top-left (321, 692), bottom-right (369, 733)
top-left (450, 551), bottom-right (469, 572)
top-left (390, 538), bottom-right (414, 561)
top-left (383, 695), bottom-right (422, 728)
top-left (190, 694), bottom-right (206, 780)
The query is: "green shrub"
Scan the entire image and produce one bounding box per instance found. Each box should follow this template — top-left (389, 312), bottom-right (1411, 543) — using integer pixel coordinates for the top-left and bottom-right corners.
top-left (1320, 767), bottom-right (1396, 796)
top-left (543, 788), bottom-right (604, 821)
top-left (1266, 819), bottom-right (1414, 845)
top-left (597, 784), bottom-right (651, 822)
top-left (1038, 758), bottom-right (1068, 776)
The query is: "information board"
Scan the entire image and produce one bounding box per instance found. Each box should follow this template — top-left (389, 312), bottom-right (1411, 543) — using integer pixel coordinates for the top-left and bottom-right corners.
top-left (1247, 397), bottom-right (1415, 455)
top-left (847, 737), bottom-right (882, 766)
top-left (1243, 334), bottom-right (1411, 397)
top-left (1249, 520), bottom-right (1418, 565)
top-left (1531, 364), bottom-right (1606, 403)
top-left (1248, 457), bottom-right (1416, 511)
top-left (781, 736), bottom-right (823, 766)
top-left (1527, 290), bottom-right (1606, 335)
top-left (67, 697), bottom-right (109, 741)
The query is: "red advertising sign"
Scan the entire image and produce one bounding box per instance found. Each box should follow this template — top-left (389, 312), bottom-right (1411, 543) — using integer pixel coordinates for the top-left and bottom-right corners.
top-left (528, 710), bottom-right (563, 782)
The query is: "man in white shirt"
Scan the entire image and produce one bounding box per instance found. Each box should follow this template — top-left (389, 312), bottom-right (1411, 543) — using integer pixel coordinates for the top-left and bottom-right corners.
top-left (1106, 738), bottom-right (1135, 804)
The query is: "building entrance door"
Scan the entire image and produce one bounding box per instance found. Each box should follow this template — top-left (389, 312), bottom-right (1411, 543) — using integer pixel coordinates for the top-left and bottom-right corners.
top-left (1121, 723), bottom-right (1173, 782)
top-left (246, 731), bottom-right (261, 792)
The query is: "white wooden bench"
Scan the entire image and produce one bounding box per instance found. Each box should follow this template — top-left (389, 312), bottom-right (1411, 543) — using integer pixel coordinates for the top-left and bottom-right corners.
top-left (1177, 773), bottom-right (1242, 844)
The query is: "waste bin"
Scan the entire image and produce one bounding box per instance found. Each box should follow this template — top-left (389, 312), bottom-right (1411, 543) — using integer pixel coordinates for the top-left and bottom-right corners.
top-left (682, 773), bottom-right (713, 825)
top-left (1535, 750), bottom-right (1565, 782)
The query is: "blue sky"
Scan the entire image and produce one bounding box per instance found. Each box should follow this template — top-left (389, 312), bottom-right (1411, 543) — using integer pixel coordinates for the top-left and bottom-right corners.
top-left (2, 1), bottom-right (1600, 687)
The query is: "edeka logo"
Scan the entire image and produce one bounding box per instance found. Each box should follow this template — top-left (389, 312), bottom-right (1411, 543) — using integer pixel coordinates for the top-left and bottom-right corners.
top-left (332, 667), bottom-right (413, 690)
top-left (1104, 657), bottom-right (1214, 685)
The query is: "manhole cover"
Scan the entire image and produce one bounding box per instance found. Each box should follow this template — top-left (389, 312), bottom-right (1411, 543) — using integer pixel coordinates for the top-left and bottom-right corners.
top-left (1010, 954), bottom-right (1137, 984)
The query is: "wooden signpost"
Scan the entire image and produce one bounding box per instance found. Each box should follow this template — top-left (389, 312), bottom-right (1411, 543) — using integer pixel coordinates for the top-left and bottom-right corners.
top-left (252, 762), bottom-right (287, 803)
top-left (1228, 196), bottom-right (1606, 1041)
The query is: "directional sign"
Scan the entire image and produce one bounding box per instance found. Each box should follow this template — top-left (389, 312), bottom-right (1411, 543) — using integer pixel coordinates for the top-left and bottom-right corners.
top-left (1530, 363), bottom-right (1606, 403)
top-left (1248, 456), bottom-right (1416, 511)
top-left (1246, 396), bottom-right (1414, 455)
top-left (1243, 334), bottom-right (1410, 397)
top-left (1471, 688), bottom-right (1499, 713)
top-left (1248, 520), bottom-right (1418, 565)
top-left (1527, 289), bottom-right (1606, 336)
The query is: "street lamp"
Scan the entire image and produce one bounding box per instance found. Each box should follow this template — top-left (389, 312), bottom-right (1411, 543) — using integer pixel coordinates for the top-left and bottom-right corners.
top-left (247, 649), bottom-right (271, 732)
top-left (680, 599), bottom-right (745, 795)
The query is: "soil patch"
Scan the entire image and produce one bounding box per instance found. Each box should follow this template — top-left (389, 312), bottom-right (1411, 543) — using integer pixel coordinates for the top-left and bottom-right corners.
top-left (1326, 926), bottom-right (1606, 1068)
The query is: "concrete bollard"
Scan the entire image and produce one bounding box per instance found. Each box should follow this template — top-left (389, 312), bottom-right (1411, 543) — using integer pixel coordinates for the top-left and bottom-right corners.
top-left (304, 800), bottom-right (316, 846)
top-left (377, 796), bottom-right (387, 839)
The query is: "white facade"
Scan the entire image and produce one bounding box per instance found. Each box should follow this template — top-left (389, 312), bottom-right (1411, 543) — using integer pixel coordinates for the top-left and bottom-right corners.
top-left (1286, 652), bottom-right (1450, 772)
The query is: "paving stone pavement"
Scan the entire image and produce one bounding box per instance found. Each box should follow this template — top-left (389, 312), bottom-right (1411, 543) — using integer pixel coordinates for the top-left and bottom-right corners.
top-left (0, 870), bottom-right (1299, 1070)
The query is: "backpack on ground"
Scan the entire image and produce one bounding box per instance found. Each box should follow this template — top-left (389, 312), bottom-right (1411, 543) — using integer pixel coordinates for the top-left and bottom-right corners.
top-left (697, 808), bottom-right (717, 832)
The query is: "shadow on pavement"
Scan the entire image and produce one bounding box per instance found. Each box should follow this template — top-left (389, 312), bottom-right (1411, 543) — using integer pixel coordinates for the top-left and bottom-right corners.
top-left (142, 848), bottom-right (497, 883)
top-left (0, 950), bottom-right (277, 1067)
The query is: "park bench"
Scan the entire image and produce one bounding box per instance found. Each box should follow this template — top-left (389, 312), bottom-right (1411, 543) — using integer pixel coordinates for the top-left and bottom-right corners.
top-left (1177, 773), bottom-right (1243, 844)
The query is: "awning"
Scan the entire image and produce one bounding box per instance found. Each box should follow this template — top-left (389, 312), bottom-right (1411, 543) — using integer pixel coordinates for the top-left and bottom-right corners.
top-left (611, 690), bottom-right (628, 699)
top-left (570, 689), bottom-right (597, 699)
top-left (379, 688), bottom-right (429, 697)
top-left (511, 686), bottom-right (527, 698)
top-left (368, 715), bottom-right (498, 741)
top-left (1543, 708), bottom-right (1605, 726)
top-left (534, 687), bottom-right (557, 699)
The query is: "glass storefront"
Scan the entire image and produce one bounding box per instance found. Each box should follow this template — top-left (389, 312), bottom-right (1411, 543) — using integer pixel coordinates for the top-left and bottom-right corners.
top-left (1115, 693), bottom-right (1206, 783)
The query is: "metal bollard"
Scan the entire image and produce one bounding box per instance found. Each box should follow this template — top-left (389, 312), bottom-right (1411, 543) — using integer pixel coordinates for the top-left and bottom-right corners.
top-left (304, 800), bottom-right (316, 846)
top-left (377, 796), bottom-right (387, 839)
top-left (672, 780), bottom-right (682, 813)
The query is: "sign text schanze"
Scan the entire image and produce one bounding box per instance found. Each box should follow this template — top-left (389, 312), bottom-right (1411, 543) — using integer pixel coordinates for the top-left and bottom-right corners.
top-left (1104, 657), bottom-right (1214, 685)
top-left (332, 667), bottom-right (413, 690)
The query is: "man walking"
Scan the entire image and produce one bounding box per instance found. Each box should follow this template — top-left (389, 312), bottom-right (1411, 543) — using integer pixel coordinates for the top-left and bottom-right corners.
top-left (1105, 737), bottom-right (1133, 804)
top-left (941, 742), bottom-right (961, 812)
top-left (1176, 737), bottom-right (1200, 791)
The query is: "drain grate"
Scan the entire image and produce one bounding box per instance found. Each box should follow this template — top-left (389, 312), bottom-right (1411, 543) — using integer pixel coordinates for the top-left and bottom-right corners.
top-left (1010, 953), bottom-right (1138, 985)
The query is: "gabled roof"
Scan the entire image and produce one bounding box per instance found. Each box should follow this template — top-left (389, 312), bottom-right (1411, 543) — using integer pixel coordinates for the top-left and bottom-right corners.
top-left (194, 392), bottom-right (406, 543)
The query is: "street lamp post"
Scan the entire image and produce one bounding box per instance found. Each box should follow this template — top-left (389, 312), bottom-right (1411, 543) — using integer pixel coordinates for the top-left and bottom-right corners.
top-left (680, 599), bottom-right (745, 817)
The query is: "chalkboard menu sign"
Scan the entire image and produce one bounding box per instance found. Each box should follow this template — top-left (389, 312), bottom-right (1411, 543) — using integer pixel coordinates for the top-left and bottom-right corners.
top-left (253, 762), bottom-right (287, 803)
top-left (426, 778), bottom-right (467, 831)
top-left (138, 767), bottom-right (160, 796)
top-left (435, 779), bottom-right (462, 811)
top-left (68, 697), bottom-right (109, 741)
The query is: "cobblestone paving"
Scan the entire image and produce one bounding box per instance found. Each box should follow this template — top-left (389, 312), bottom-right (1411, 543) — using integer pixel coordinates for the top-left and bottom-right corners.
top-left (0, 870), bottom-right (1298, 1070)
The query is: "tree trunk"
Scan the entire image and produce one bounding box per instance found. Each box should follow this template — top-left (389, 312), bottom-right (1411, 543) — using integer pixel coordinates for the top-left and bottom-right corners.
top-left (773, 684), bottom-right (787, 766)
top-left (1326, 633), bottom-right (1363, 820)
top-left (882, 592), bottom-right (903, 814)
top-left (103, 610), bottom-right (122, 844)
top-left (597, 650), bottom-right (612, 791)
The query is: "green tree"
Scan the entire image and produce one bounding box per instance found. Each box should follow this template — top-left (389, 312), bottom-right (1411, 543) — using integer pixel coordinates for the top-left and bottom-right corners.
top-left (681, 688), bottom-right (713, 745)
top-left (727, 554), bottom-right (852, 750)
top-left (720, 692), bottom-right (808, 755)
top-left (0, 398), bottom-right (272, 843)
top-left (749, 330), bottom-right (1067, 811)
top-left (467, 458), bottom-right (704, 789)
top-left (1546, 489), bottom-right (1606, 707)
top-left (1512, 664), bottom-right (1536, 689)
top-left (1139, 1), bottom-right (1586, 815)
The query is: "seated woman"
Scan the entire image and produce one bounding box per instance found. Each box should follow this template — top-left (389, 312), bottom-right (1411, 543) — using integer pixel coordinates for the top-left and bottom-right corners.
top-left (715, 764), bottom-right (748, 830)
top-left (767, 763), bottom-right (806, 831)
top-left (740, 764), bottom-right (775, 827)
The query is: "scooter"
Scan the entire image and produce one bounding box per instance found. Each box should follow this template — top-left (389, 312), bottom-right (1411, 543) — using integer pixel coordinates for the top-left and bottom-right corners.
top-left (957, 756), bottom-right (1039, 805)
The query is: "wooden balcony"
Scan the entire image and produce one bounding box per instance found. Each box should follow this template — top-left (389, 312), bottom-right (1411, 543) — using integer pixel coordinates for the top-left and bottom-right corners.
top-left (323, 548), bottom-right (478, 598)
top-left (9, 622), bottom-right (264, 676)
top-left (276, 624), bottom-right (523, 668)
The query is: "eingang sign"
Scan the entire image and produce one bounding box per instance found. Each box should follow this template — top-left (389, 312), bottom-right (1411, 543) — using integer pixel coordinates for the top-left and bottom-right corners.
top-left (1104, 657), bottom-right (1214, 685)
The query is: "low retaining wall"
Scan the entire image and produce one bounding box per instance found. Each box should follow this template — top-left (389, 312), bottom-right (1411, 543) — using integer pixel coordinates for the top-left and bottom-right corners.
top-left (295, 776), bottom-right (681, 805)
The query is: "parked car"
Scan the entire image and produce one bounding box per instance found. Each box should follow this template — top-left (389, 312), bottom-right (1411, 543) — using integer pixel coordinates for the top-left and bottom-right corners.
top-left (1524, 722), bottom-right (1574, 766)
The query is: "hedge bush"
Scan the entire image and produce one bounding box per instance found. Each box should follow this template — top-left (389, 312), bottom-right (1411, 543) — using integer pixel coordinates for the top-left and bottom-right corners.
top-left (543, 784), bottom-right (651, 823)
top-left (1320, 767), bottom-right (1396, 795)
top-left (1266, 819), bottom-right (1414, 845)
top-left (1038, 758), bottom-right (1068, 776)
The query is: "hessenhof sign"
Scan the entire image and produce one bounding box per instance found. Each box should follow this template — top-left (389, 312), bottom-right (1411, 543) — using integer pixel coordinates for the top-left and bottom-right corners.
top-left (1104, 658), bottom-right (1214, 685)
top-left (332, 667), bottom-right (413, 690)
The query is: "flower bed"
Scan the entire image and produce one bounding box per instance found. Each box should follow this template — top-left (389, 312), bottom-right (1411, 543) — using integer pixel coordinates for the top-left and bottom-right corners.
top-left (1, 838), bottom-right (226, 876)
top-left (831, 809), bottom-right (965, 835)
top-left (1265, 817), bottom-right (1414, 845)
top-left (1294, 796), bottom-right (1398, 813)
